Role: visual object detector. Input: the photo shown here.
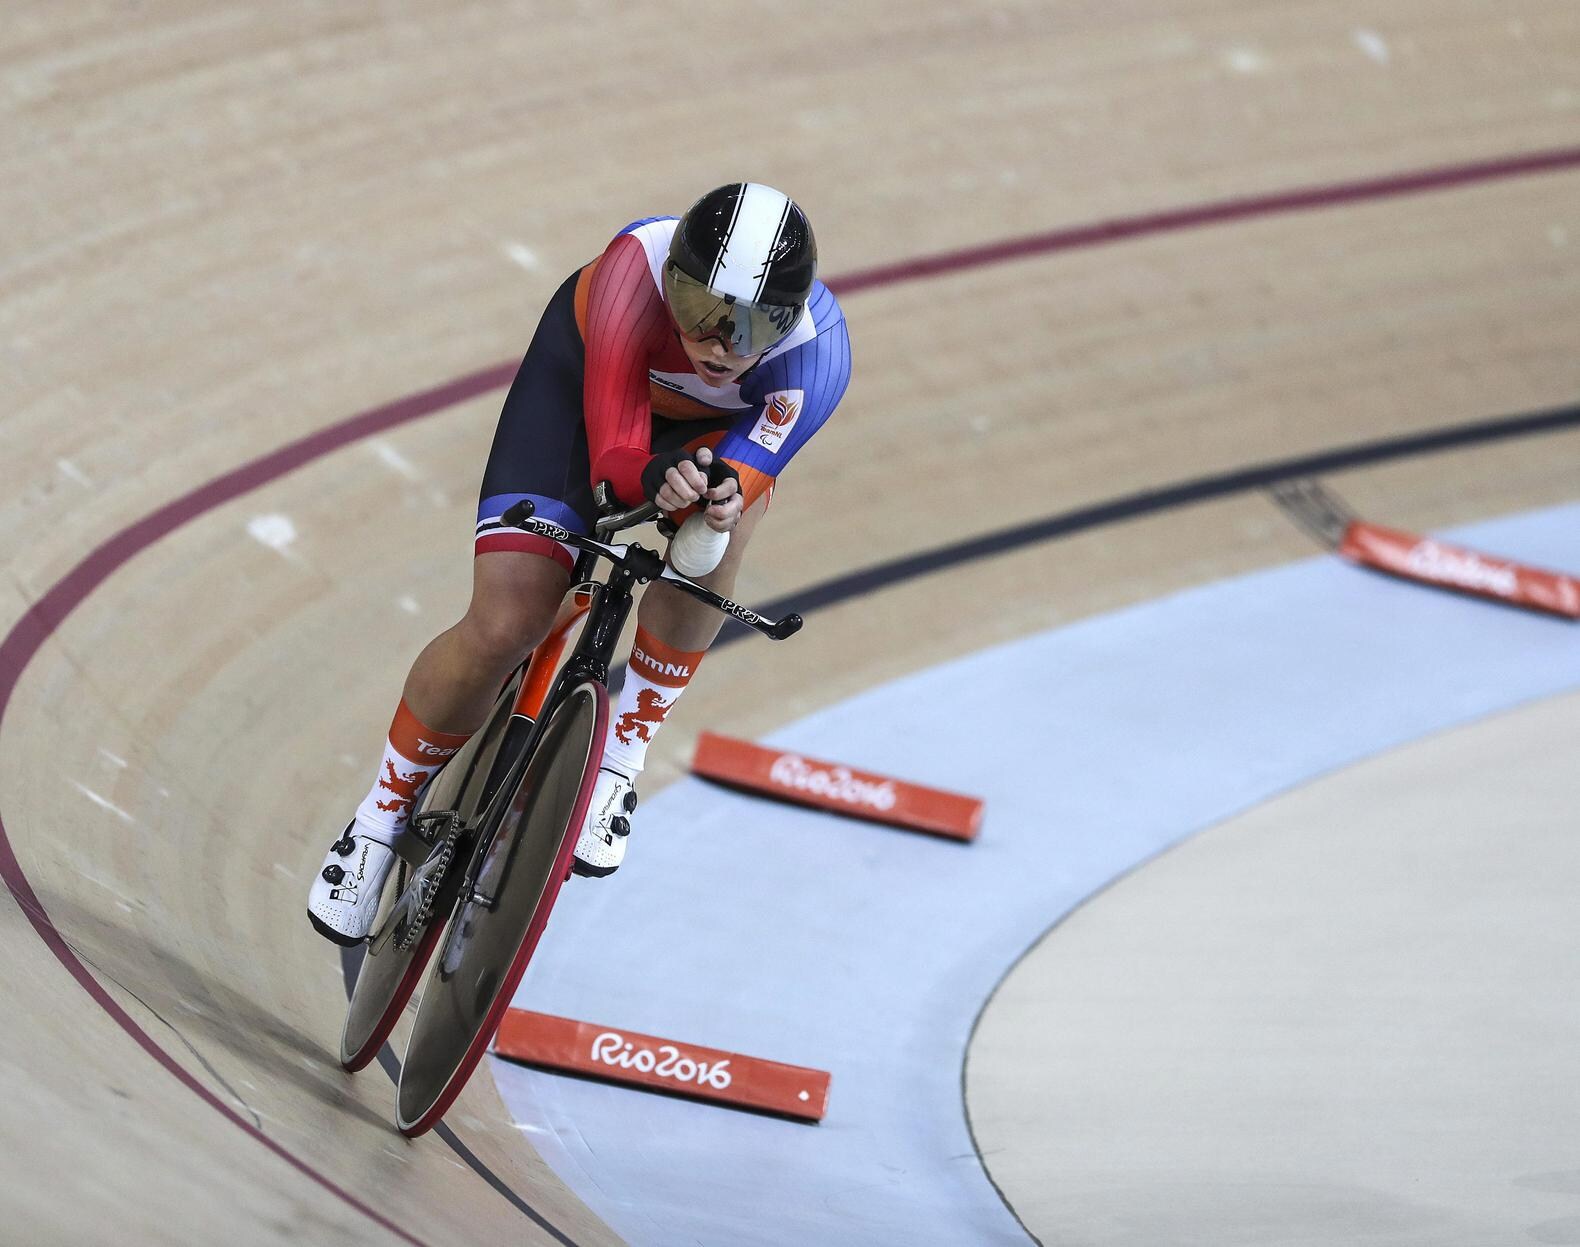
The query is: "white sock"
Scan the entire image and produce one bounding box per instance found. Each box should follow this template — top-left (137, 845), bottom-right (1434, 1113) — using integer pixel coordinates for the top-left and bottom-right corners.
top-left (602, 627), bottom-right (705, 777)
top-left (352, 698), bottom-right (473, 845)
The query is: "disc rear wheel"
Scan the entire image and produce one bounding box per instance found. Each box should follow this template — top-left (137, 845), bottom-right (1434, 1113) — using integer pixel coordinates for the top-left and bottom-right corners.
top-left (395, 680), bottom-right (606, 1136)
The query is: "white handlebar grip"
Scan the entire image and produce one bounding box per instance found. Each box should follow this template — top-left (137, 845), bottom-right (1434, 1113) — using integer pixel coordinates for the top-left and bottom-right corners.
top-left (668, 511), bottom-right (730, 578)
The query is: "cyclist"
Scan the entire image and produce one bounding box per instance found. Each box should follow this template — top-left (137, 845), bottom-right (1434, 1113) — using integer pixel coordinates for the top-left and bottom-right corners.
top-left (309, 183), bottom-right (853, 944)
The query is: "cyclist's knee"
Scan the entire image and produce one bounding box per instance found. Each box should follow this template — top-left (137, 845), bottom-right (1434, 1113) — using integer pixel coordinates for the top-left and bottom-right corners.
top-left (459, 553), bottom-right (568, 667)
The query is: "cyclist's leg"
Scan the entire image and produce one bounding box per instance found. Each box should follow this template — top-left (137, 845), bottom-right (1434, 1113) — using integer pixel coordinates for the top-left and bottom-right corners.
top-left (403, 553), bottom-right (570, 734)
top-left (574, 488), bottom-right (770, 877)
top-left (358, 266), bottom-right (595, 843)
top-left (312, 270), bottom-right (595, 939)
top-left (310, 553), bottom-right (573, 943)
top-left (637, 488), bottom-right (769, 647)
top-left (613, 485), bottom-right (768, 754)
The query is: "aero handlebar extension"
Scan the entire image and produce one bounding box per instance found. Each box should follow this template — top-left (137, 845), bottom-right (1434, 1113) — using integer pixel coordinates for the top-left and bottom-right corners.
top-left (493, 499), bottom-right (803, 641)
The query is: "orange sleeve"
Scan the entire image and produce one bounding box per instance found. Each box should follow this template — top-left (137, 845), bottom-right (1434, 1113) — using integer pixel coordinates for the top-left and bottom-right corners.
top-left (728, 462), bottom-right (775, 511)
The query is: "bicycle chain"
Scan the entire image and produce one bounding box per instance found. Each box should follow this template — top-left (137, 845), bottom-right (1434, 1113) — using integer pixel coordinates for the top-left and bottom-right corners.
top-left (392, 821), bottom-right (460, 954)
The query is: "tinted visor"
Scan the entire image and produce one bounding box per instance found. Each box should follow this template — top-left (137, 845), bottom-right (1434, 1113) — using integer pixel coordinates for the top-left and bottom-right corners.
top-left (663, 263), bottom-right (802, 356)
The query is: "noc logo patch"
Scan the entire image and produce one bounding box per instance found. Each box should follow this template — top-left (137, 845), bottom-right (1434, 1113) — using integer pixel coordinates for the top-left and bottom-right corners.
top-left (748, 390), bottom-right (803, 453)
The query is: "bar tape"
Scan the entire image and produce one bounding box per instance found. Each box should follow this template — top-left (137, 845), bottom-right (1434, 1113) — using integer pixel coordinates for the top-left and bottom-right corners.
top-left (690, 731), bottom-right (984, 840)
top-left (1339, 521), bottom-right (1580, 620)
top-left (492, 1009), bottom-right (830, 1121)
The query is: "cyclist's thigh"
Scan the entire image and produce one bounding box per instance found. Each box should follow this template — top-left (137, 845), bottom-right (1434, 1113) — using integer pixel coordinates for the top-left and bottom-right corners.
top-left (475, 271), bottom-right (597, 571)
top-left (465, 551), bottom-right (571, 659)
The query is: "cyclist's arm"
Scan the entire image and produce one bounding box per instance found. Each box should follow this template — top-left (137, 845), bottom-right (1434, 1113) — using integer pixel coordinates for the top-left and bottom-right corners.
top-left (716, 291), bottom-right (852, 508)
top-left (583, 233), bottom-right (670, 506)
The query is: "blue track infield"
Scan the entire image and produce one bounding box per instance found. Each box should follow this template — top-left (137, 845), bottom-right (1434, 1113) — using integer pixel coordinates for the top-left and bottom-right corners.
top-left (491, 502), bottom-right (1580, 1247)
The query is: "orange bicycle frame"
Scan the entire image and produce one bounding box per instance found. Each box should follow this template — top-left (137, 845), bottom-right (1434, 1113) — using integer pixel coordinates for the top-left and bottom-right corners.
top-left (511, 587), bottom-right (593, 721)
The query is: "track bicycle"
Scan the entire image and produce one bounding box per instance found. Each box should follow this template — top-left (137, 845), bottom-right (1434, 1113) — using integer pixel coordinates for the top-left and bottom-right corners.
top-left (337, 486), bottom-right (802, 1137)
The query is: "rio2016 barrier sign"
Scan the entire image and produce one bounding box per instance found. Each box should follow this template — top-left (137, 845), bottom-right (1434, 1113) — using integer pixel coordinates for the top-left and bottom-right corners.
top-left (1339, 522), bottom-right (1580, 620)
top-left (690, 732), bottom-right (984, 840)
top-left (492, 1009), bottom-right (831, 1121)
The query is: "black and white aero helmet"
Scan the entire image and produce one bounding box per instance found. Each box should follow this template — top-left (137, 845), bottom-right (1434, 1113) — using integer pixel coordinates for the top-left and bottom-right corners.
top-left (664, 183), bottom-right (817, 357)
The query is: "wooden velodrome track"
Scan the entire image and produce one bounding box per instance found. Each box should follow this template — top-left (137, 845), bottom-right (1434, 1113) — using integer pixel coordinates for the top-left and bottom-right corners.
top-left (3, 3), bottom-right (1578, 1244)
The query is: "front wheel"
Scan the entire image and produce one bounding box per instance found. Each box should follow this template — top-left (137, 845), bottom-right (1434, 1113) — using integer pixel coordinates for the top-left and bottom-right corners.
top-left (395, 680), bottom-right (607, 1137)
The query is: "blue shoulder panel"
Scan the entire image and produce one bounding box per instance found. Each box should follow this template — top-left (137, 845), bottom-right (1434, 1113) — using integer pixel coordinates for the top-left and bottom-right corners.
top-left (715, 282), bottom-right (852, 479)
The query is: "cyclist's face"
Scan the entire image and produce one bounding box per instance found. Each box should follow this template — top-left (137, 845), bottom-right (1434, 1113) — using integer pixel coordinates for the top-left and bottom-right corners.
top-left (678, 331), bottom-right (761, 388)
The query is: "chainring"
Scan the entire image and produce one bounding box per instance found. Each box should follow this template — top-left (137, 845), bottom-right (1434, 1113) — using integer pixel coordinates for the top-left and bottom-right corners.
top-left (368, 813), bottom-right (462, 955)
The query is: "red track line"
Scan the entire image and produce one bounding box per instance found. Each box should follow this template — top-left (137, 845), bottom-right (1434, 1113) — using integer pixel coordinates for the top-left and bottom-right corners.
top-left (0, 832), bottom-right (427, 1246)
top-left (826, 144), bottom-right (1580, 294)
top-left (0, 368), bottom-right (520, 1244)
top-left (1, 142), bottom-right (1576, 1239)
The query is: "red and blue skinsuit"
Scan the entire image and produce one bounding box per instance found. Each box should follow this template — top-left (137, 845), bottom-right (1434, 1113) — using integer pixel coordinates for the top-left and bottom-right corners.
top-left (476, 217), bottom-right (852, 568)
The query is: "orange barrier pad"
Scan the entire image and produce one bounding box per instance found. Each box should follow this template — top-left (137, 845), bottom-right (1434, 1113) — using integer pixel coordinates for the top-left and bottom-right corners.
top-left (493, 1009), bottom-right (830, 1122)
top-left (1340, 521), bottom-right (1580, 620)
top-left (691, 731), bottom-right (983, 841)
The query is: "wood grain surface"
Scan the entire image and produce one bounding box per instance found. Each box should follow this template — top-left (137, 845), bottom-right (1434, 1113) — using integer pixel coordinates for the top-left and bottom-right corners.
top-left (2, 2), bottom-right (1576, 1243)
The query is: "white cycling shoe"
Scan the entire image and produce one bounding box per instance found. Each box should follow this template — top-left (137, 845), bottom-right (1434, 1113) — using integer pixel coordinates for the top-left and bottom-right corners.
top-left (572, 767), bottom-right (638, 878)
top-left (307, 823), bottom-right (398, 946)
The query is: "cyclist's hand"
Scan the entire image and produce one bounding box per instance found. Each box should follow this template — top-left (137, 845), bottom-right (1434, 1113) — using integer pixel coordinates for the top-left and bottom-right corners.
top-left (641, 447), bottom-right (743, 531)
top-left (695, 448), bottom-right (743, 533)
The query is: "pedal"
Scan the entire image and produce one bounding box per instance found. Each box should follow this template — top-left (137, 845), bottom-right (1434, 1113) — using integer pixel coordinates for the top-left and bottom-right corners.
top-left (410, 808), bottom-right (462, 849)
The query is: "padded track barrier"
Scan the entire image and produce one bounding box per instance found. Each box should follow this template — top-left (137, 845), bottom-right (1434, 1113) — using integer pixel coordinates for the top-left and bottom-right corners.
top-left (690, 731), bottom-right (984, 840)
top-left (493, 1009), bottom-right (831, 1121)
top-left (1339, 521), bottom-right (1580, 619)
